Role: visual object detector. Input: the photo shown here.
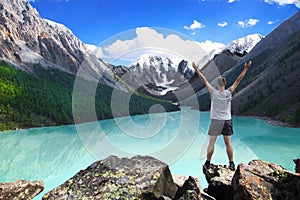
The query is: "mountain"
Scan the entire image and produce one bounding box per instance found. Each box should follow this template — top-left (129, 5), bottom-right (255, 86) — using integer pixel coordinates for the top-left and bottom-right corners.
top-left (118, 34), bottom-right (263, 101)
top-left (114, 55), bottom-right (193, 99)
top-left (210, 34), bottom-right (263, 74)
top-left (0, 0), bottom-right (118, 88)
top-left (226, 34), bottom-right (264, 56)
top-left (194, 10), bottom-right (300, 126)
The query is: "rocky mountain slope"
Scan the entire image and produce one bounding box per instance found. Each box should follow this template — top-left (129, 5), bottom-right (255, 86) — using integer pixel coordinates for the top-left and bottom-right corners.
top-left (0, 0), bottom-right (118, 87)
top-left (114, 55), bottom-right (194, 99)
top-left (195, 10), bottom-right (300, 126)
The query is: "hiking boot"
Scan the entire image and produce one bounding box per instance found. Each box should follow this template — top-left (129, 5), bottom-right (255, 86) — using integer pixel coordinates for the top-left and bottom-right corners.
top-left (229, 162), bottom-right (235, 171)
top-left (203, 160), bottom-right (211, 169)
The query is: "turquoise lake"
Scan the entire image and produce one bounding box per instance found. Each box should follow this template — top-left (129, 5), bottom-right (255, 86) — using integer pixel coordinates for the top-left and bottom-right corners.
top-left (0, 107), bottom-right (299, 199)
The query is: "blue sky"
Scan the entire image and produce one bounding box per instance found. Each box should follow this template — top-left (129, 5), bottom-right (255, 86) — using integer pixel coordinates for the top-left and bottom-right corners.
top-left (28, 0), bottom-right (299, 65)
top-left (29, 0), bottom-right (299, 45)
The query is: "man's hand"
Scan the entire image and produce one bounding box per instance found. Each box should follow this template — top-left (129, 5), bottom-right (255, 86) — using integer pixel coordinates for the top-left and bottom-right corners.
top-left (244, 60), bottom-right (252, 70)
top-left (229, 60), bottom-right (252, 93)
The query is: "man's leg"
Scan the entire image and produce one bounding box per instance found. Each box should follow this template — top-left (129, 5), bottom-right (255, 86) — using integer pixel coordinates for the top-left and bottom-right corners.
top-left (223, 135), bottom-right (233, 162)
top-left (207, 136), bottom-right (217, 162)
top-left (223, 135), bottom-right (235, 170)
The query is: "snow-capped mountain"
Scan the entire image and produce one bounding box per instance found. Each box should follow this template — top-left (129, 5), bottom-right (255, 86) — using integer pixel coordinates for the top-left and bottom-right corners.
top-left (130, 54), bottom-right (176, 71)
top-left (0, 0), bottom-right (119, 88)
top-left (115, 55), bottom-right (193, 97)
top-left (226, 34), bottom-right (264, 56)
top-left (130, 54), bottom-right (194, 77)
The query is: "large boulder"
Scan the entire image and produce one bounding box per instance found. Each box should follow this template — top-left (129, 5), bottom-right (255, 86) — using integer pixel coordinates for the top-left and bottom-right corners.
top-left (232, 159), bottom-right (300, 200)
top-left (0, 179), bottom-right (44, 200)
top-left (202, 164), bottom-right (235, 200)
top-left (43, 155), bottom-right (182, 199)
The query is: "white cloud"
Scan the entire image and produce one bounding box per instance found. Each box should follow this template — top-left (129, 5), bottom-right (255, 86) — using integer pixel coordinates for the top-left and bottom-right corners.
top-left (218, 21), bottom-right (228, 27)
top-left (184, 20), bottom-right (205, 30)
top-left (238, 18), bottom-right (260, 28)
top-left (200, 40), bottom-right (226, 54)
top-left (228, 0), bottom-right (236, 3)
top-left (268, 20), bottom-right (275, 24)
top-left (99, 27), bottom-right (224, 66)
top-left (264, 0), bottom-right (300, 8)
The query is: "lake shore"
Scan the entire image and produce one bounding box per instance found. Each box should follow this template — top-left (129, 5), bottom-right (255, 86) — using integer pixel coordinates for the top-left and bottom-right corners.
top-left (1, 109), bottom-right (299, 132)
top-left (238, 115), bottom-right (298, 128)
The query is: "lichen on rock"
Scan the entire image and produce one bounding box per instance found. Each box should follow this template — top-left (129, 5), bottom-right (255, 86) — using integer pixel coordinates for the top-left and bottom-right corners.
top-left (0, 179), bottom-right (44, 200)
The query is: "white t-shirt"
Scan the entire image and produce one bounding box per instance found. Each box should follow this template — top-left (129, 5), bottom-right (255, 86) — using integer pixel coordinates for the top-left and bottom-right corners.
top-left (210, 88), bottom-right (232, 120)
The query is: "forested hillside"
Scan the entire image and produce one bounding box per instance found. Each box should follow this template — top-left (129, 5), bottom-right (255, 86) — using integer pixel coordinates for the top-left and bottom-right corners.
top-left (0, 62), bottom-right (179, 131)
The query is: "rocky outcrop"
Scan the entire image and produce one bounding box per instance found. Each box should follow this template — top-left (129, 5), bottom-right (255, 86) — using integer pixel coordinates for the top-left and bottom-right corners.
top-left (0, 179), bottom-right (44, 200)
top-left (203, 159), bottom-right (300, 200)
top-left (202, 164), bottom-right (235, 200)
top-left (232, 159), bottom-right (300, 200)
top-left (43, 155), bottom-right (204, 200)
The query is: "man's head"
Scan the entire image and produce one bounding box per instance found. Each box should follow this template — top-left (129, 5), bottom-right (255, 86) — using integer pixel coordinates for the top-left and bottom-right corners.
top-left (217, 77), bottom-right (226, 88)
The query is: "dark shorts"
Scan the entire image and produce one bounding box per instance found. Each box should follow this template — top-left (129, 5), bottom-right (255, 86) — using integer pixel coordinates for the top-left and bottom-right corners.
top-left (208, 119), bottom-right (233, 136)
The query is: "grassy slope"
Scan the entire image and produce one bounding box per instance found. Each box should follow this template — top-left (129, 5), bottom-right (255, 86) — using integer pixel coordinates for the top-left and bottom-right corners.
top-left (0, 62), bottom-right (179, 131)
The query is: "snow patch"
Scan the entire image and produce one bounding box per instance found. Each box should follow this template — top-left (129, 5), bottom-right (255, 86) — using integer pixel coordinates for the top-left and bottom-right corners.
top-left (226, 34), bottom-right (263, 55)
top-left (159, 86), bottom-right (179, 96)
top-left (44, 19), bottom-right (73, 34)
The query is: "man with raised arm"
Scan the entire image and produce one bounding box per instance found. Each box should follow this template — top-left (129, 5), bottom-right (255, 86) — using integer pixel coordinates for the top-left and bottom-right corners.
top-left (192, 60), bottom-right (252, 170)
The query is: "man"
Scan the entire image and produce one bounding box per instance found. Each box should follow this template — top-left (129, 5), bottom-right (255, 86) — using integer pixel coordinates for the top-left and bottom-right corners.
top-left (192, 60), bottom-right (252, 171)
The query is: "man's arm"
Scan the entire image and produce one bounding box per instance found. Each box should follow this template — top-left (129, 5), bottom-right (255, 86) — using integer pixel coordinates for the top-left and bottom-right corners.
top-left (192, 62), bottom-right (214, 94)
top-left (229, 60), bottom-right (252, 93)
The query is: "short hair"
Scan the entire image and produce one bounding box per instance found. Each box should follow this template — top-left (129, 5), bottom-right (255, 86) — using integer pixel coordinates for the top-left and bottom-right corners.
top-left (217, 77), bottom-right (226, 87)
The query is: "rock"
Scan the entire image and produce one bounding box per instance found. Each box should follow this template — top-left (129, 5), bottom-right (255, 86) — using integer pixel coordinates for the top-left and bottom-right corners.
top-left (172, 174), bottom-right (215, 200)
top-left (173, 176), bottom-right (201, 200)
top-left (0, 179), bottom-right (44, 200)
top-left (202, 164), bottom-right (235, 200)
top-left (43, 155), bottom-right (178, 200)
top-left (232, 159), bottom-right (300, 200)
top-left (294, 158), bottom-right (300, 173)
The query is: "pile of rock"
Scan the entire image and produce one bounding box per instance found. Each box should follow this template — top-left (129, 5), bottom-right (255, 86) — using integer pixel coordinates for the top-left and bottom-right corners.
top-left (1, 156), bottom-right (299, 200)
top-left (42, 155), bottom-right (210, 200)
top-left (203, 159), bottom-right (300, 200)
